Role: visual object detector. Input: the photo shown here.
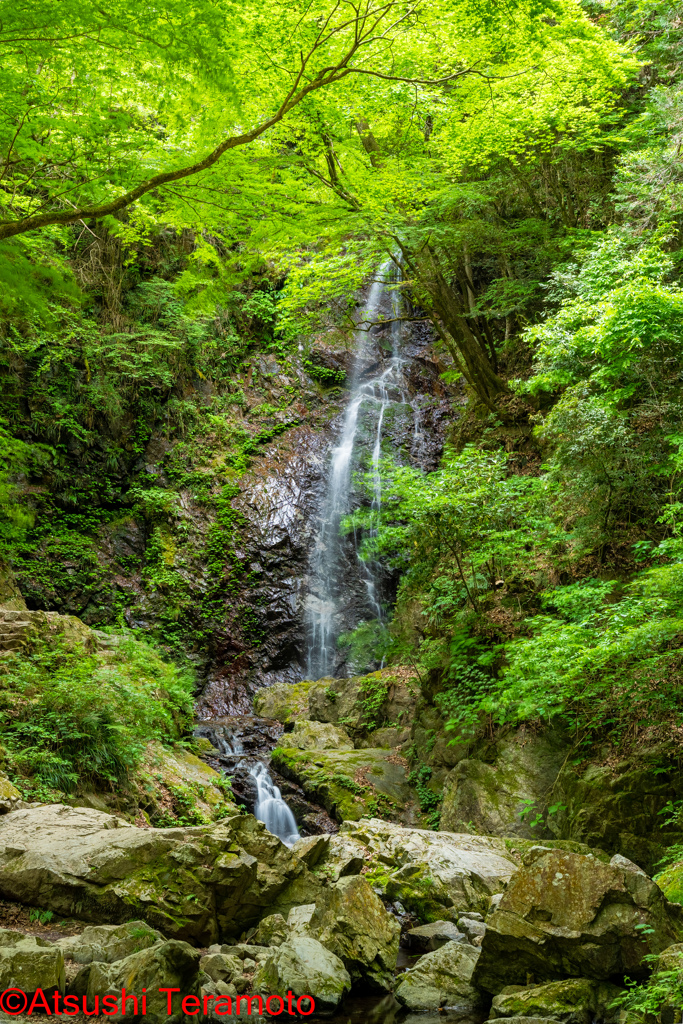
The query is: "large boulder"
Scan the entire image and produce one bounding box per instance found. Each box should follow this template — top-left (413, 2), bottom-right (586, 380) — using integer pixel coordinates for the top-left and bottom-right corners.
top-left (271, 747), bottom-right (419, 824)
top-left (308, 875), bottom-right (400, 991)
top-left (253, 936), bottom-right (351, 1012)
top-left (489, 979), bottom-right (623, 1024)
top-left (0, 805), bottom-right (307, 944)
top-left (287, 720), bottom-right (354, 751)
top-left (55, 920), bottom-right (163, 964)
top-left (342, 818), bottom-right (518, 919)
top-left (0, 929), bottom-right (64, 996)
top-left (394, 941), bottom-right (482, 1011)
top-left (474, 848), bottom-right (683, 993)
top-left (71, 940), bottom-right (201, 1023)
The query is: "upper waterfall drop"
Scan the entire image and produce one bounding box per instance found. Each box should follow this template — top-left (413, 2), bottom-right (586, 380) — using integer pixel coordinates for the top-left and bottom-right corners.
top-left (304, 262), bottom-right (415, 680)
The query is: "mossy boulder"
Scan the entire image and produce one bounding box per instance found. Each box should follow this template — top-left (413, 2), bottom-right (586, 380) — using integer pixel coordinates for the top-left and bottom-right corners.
top-left (489, 979), bottom-right (624, 1024)
top-left (342, 818), bottom-right (518, 920)
top-left (71, 940), bottom-right (201, 1023)
top-left (287, 720), bottom-right (353, 751)
top-left (253, 914), bottom-right (288, 947)
top-left (474, 848), bottom-right (683, 993)
top-left (252, 936), bottom-right (351, 1012)
top-left (253, 680), bottom-right (318, 723)
top-left (547, 750), bottom-right (683, 874)
top-left (653, 860), bottom-right (683, 905)
top-left (136, 741), bottom-right (236, 824)
top-left (307, 669), bottom-right (416, 737)
top-left (308, 875), bottom-right (400, 992)
top-left (0, 929), bottom-right (65, 996)
top-left (394, 941), bottom-right (482, 1011)
top-left (440, 728), bottom-right (569, 838)
top-left (0, 772), bottom-right (21, 812)
top-left (55, 920), bottom-right (163, 964)
top-left (270, 746), bottom-right (418, 824)
top-left (0, 804), bottom-right (308, 944)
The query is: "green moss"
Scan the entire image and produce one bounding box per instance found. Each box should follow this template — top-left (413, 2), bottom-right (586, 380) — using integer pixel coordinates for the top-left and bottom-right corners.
top-left (655, 861), bottom-right (683, 905)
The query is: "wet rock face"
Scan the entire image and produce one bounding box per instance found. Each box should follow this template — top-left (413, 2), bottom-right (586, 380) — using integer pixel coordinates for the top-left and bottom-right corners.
top-left (195, 716), bottom-right (338, 836)
top-left (196, 329), bottom-right (456, 716)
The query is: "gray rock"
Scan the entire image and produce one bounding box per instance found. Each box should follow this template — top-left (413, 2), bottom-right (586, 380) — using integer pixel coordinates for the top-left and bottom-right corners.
top-left (473, 848), bottom-right (683, 992)
top-left (253, 936), bottom-right (351, 1012)
top-left (318, 834), bottom-right (367, 881)
top-left (287, 904), bottom-right (315, 935)
top-left (406, 921), bottom-right (466, 953)
top-left (288, 720), bottom-right (354, 751)
top-left (71, 940), bottom-right (201, 1023)
top-left (0, 929), bottom-right (64, 996)
top-left (55, 921), bottom-right (163, 964)
top-left (342, 818), bottom-right (518, 917)
top-left (290, 835), bottom-right (330, 867)
top-left (394, 941), bottom-right (482, 1012)
top-left (199, 952), bottom-right (245, 984)
top-left (253, 914), bottom-right (288, 947)
top-left (308, 875), bottom-right (400, 991)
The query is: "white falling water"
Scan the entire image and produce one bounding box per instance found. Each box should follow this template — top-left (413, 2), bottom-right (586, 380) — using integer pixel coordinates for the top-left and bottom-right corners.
top-left (305, 262), bottom-right (415, 679)
top-left (249, 762), bottom-right (300, 847)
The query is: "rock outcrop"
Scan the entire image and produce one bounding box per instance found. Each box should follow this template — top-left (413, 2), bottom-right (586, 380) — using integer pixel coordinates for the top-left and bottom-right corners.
top-left (71, 940), bottom-right (201, 1023)
top-left (474, 847), bottom-right (683, 992)
top-left (56, 921), bottom-right (163, 964)
top-left (488, 978), bottom-right (623, 1024)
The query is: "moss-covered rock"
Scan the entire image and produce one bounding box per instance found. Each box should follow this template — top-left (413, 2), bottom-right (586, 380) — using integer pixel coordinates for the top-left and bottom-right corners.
top-left (547, 749), bottom-right (683, 875)
top-left (308, 875), bottom-right (400, 992)
top-left (655, 860), bottom-right (683, 905)
top-left (307, 669), bottom-right (416, 737)
top-left (253, 914), bottom-right (288, 947)
top-left (0, 771), bottom-right (21, 812)
top-left (55, 921), bottom-right (163, 964)
top-left (441, 728), bottom-right (569, 839)
top-left (270, 746), bottom-right (418, 824)
top-left (394, 941), bottom-right (482, 1011)
top-left (0, 804), bottom-right (308, 944)
top-left (253, 680), bottom-right (318, 723)
top-left (474, 848), bottom-right (683, 994)
top-left (71, 940), bottom-right (201, 1023)
top-left (489, 979), bottom-right (624, 1024)
top-left (252, 936), bottom-right (351, 1012)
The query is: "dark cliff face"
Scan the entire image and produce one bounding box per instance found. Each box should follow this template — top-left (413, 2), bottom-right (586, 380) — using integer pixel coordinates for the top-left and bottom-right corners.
top-left (196, 329), bottom-right (458, 717)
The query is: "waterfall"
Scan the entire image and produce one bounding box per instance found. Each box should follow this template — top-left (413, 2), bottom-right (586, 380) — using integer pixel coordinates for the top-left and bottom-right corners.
top-left (249, 762), bottom-right (300, 847)
top-left (304, 262), bottom-right (414, 679)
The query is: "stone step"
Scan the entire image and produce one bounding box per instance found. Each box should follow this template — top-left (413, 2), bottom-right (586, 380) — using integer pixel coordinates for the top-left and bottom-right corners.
top-left (0, 610), bottom-right (31, 622)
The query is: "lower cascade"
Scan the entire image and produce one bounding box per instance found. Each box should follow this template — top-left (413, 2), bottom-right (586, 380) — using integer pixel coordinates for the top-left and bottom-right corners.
top-left (249, 761), bottom-right (300, 846)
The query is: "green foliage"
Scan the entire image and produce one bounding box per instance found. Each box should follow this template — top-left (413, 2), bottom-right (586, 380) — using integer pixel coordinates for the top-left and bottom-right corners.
top-left (357, 674), bottom-right (389, 731)
top-left (0, 634), bottom-right (194, 799)
top-left (303, 360), bottom-right (346, 386)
